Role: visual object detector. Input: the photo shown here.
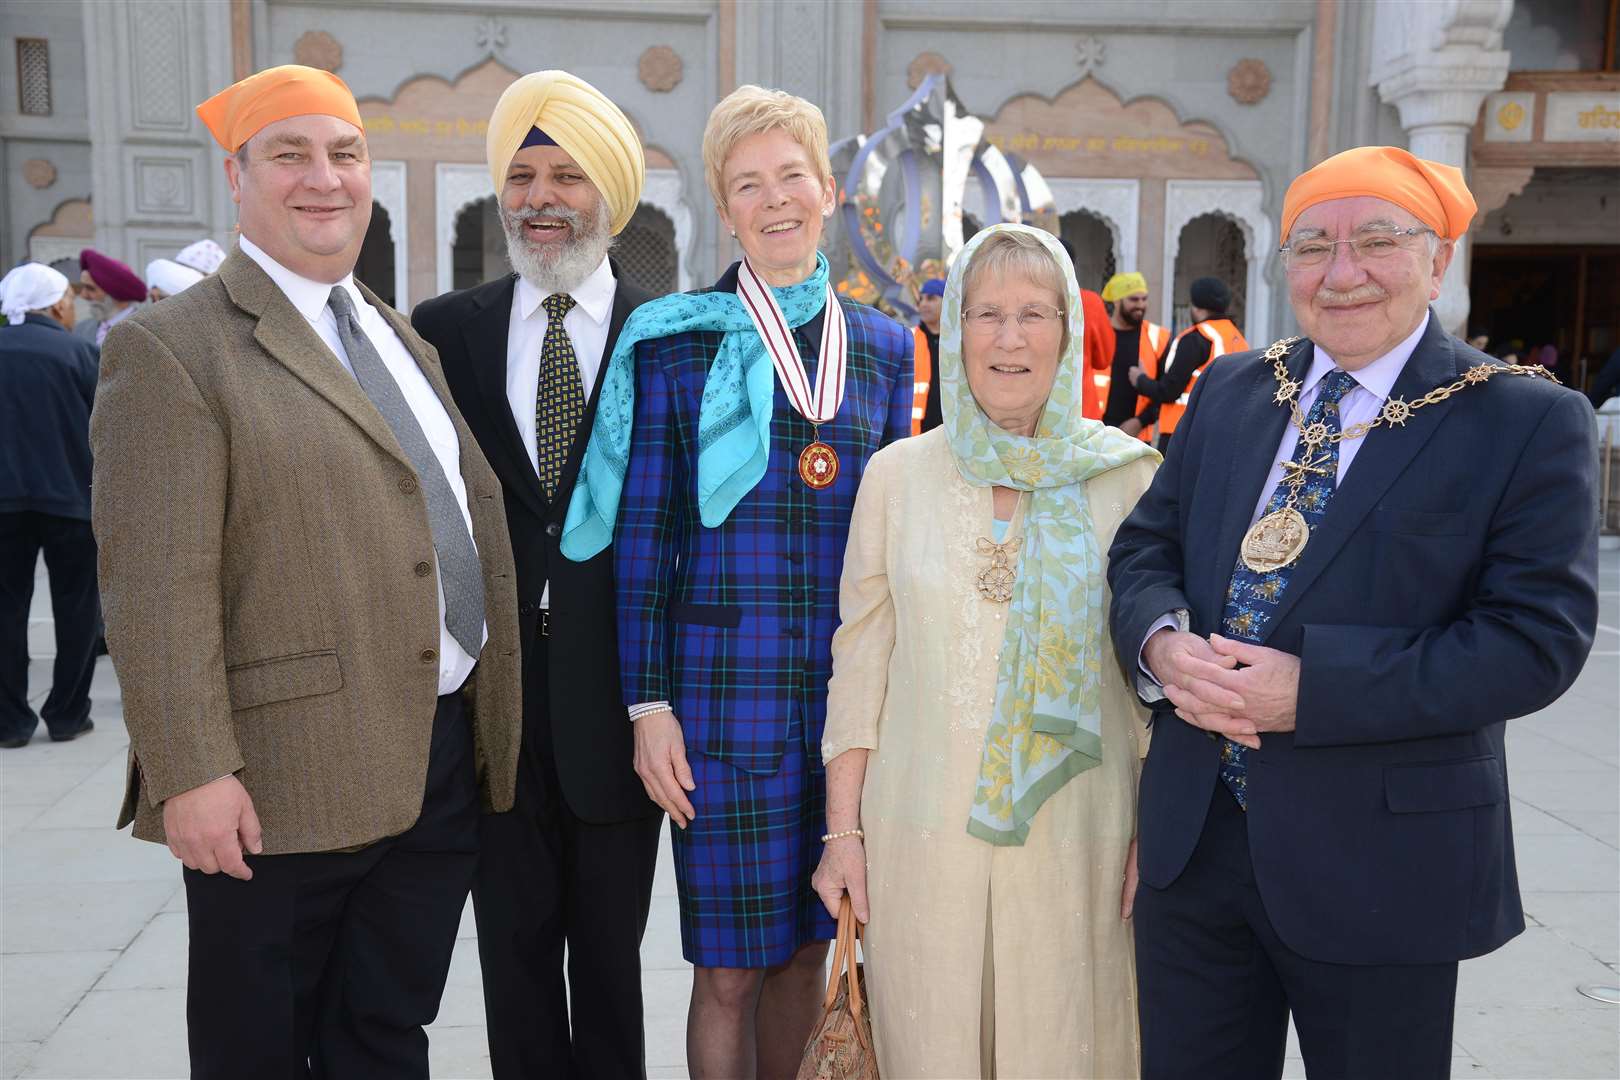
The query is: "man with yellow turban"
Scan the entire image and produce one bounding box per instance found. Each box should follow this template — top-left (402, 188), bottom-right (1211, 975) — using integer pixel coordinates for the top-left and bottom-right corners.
top-left (1098, 269), bottom-right (1171, 440)
top-left (91, 64), bottom-right (522, 1078)
top-left (410, 69), bottom-right (661, 1079)
top-left (1109, 145), bottom-right (1599, 1079)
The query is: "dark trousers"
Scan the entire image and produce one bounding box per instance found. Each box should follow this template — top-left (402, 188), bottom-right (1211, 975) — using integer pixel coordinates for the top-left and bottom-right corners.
top-left (0, 511), bottom-right (98, 740)
top-left (473, 635), bottom-right (662, 1079)
top-left (184, 692), bottom-right (478, 1080)
top-left (1134, 786), bottom-right (1459, 1080)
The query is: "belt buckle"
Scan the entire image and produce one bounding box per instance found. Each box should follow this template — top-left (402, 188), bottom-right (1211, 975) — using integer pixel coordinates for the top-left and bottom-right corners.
top-left (538, 609), bottom-right (550, 637)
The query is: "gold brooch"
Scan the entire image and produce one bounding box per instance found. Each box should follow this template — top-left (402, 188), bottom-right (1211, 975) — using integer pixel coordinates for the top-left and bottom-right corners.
top-left (975, 537), bottom-right (1020, 603)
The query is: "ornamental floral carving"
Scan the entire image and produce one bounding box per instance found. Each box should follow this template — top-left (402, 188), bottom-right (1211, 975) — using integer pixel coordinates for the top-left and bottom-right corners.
top-left (22, 159), bottom-right (56, 189)
top-left (1227, 58), bottom-right (1271, 105)
top-left (1074, 36), bottom-right (1106, 78)
top-left (293, 30), bottom-right (343, 72)
top-left (638, 46), bottom-right (683, 93)
top-left (907, 51), bottom-right (953, 90)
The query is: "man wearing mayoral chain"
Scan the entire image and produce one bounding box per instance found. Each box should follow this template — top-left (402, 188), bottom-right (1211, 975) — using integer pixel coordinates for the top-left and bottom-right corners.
top-left (91, 65), bottom-right (520, 1077)
top-left (412, 70), bottom-right (663, 1077)
top-left (563, 85), bottom-right (914, 1077)
top-left (1108, 145), bottom-right (1599, 1078)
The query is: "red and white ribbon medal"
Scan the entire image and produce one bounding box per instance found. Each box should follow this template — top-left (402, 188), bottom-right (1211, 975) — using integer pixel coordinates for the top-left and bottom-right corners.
top-left (736, 257), bottom-right (849, 490)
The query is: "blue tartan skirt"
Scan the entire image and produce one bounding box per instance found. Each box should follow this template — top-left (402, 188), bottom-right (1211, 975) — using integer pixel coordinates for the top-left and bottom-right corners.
top-left (671, 706), bottom-right (838, 968)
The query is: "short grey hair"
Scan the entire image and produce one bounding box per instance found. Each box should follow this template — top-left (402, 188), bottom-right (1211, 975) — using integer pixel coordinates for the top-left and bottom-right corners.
top-left (961, 230), bottom-right (1072, 357)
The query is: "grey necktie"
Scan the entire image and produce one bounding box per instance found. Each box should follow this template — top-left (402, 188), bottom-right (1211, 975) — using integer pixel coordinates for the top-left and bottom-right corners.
top-left (327, 286), bottom-right (485, 657)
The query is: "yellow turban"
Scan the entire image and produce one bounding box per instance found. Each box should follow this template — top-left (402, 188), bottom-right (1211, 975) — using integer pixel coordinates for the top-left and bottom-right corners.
top-left (1283, 146), bottom-right (1477, 240)
top-left (1101, 272), bottom-right (1149, 303)
top-left (487, 71), bottom-right (645, 236)
top-left (197, 65), bottom-right (362, 153)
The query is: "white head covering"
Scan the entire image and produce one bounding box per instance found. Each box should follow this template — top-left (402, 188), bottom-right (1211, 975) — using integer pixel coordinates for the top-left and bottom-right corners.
top-left (174, 238), bottom-right (226, 275)
top-left (146, 258), bottom-right (205, 297)
top-left (1, 263), bottom-right (70, 324)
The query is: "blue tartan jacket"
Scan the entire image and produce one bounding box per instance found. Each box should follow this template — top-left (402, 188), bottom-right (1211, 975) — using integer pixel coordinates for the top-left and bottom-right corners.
top-left (614, 272), bottom-right (914, 774)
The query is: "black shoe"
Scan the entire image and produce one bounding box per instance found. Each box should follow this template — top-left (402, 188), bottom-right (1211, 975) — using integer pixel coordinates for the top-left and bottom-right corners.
top-left (0, 733), bottom-right (31, 748)
top-left (48, 719), bottom-right (94, 743)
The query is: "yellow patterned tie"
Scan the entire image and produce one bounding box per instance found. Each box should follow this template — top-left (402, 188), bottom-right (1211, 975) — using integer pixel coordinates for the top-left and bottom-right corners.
top-left (536, 293), bottom-right (585, 499)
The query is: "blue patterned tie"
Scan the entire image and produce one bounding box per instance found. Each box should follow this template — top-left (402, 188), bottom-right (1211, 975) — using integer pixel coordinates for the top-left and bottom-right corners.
top-left (1217, 368), bottom-right (1358, 808)
top-left (536, 293), bottom-right (585, 500)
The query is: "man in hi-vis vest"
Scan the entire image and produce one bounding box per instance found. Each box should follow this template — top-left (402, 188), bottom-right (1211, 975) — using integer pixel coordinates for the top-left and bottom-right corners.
top-left (1131, 276), bottom-right (1249, 450)
top-left (1097, 271), bottom-right (1171, 441)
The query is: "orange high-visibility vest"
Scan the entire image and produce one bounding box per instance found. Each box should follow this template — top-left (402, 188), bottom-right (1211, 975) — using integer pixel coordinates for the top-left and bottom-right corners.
top-left (1091, 320), bottom-right (1170, 441)
top-left (1080, 289), bottom-right (1113, 421)
top-left (1157, 318), bottom-right (1249, 436)
top-left (910, 326), bottom-right (932, 436)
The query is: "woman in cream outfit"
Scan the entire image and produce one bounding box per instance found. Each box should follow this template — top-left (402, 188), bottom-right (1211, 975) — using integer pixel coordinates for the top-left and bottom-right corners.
top-left (813, 223), bottom-right (1158, 1078)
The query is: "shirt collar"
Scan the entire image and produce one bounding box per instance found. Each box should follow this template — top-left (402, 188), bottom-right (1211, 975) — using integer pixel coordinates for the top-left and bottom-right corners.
top-left (103, 304), bottom-right (138, 329)
top-left (238, 234), bottom-right (361, 323)
top-left (1306, 312), bottom-right (1429, 403)
top-left (515, 255), bottom-right (616, 326)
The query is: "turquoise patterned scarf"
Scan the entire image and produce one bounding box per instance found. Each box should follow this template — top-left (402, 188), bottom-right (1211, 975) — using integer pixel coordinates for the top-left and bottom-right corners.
top-left (561, 254), bottom-right (833, 560)
top-left (946, 225), bottom-right (1159, 846)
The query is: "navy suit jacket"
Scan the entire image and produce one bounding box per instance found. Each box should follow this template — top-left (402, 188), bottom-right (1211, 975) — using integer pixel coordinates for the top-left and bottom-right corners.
top-left (0, 314), bottom-right (98, 519)
top-left (1107, 313), bottom-right (1599, 965)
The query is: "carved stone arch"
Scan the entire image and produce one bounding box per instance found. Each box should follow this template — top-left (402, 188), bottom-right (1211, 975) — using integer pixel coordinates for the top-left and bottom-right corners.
top-left (1163, 181), bottom-right (1273, 340)
top-left (27, 197), bottom-right (96, 266)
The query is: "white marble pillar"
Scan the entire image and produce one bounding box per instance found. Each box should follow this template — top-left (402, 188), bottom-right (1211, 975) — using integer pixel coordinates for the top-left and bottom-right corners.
top-left (1371, 0), bottom-right (1513, 334)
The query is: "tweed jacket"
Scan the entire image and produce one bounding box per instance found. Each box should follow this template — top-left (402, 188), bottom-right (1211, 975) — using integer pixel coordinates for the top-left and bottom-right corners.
top-left (91, 248), bottom-right (521, 855)
top-left (615, 275), bottom-right (914, 774)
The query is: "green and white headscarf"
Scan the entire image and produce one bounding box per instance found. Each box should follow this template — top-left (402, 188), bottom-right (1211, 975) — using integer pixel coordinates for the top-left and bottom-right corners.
top-left (945, 224), bottom-right (1159, 846)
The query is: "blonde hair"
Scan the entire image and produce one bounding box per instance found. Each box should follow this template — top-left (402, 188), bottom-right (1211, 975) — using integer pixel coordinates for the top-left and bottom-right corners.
top-left (963, 230), bottom-right (1072, 357)
top-left (702, 85), bottom-right (832, 209)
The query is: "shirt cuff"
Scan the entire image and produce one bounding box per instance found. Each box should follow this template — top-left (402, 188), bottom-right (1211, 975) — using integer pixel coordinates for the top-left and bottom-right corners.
top-left (1136, 610), bottom-right (1190, 702)
top-left (628, 700), bottom-right (672, 722)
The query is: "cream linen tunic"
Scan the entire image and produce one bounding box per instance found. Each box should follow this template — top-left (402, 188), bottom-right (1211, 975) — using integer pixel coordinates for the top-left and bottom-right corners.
top-left (823, 427), bottom-right (1155, 1079)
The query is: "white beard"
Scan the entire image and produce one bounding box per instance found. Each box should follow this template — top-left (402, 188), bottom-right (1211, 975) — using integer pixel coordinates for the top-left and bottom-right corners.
top-left (501, 200), bottom-right (614, 295)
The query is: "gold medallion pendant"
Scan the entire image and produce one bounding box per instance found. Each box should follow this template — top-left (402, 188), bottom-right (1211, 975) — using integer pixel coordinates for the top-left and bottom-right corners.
top-left (975, 537), bottom-right (1021, 603)
top-left (1240, 507), bottom-right (1310, 573)
top-left (799, 440), bottom-right (839, 489)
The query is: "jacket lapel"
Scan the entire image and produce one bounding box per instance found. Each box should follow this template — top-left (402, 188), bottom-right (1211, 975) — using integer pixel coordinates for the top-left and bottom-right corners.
top-left (1258, 313), bottom-right (1460, 640)
top-left (222, 250), bottom-right (409, 469)
top-left (458, 278), bottom-right (549, 520)
top-left (1205, 337), bottom-right (1310, 622)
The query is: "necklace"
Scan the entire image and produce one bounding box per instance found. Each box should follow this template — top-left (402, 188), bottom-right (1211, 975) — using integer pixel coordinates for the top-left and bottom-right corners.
top-left (975, 536), bottom-right (1021, 603)
top-left (1240, 336), bottom-right (1556, 573)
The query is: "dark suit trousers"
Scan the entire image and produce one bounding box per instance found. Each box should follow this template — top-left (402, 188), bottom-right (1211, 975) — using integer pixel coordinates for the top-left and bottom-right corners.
top-left (472, 633), bottom-right (662, 1080)
top-left (0, 511), bottom-right (98, 739)
top-left (184, 692), bottom-right (477, 1080)
top-left (1134, 785), bottom-right (1459, 1080)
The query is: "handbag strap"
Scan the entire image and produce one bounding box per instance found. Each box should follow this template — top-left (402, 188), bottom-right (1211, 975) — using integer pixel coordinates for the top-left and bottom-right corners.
top-left (822, 896), bottom-right (855, 1011)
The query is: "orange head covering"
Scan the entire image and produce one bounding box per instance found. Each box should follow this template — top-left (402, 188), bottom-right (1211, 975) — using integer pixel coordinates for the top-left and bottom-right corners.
top-left (197, 65), bottom-right (363, 153)
top-left (1282, 146), bottom-right (1477, 240)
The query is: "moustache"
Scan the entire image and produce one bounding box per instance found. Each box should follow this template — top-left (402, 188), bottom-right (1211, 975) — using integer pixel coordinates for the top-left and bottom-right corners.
top-left (506, 204), bottom-right (585, 228)
top-left (1315, 284), bottom-right (1388, 307)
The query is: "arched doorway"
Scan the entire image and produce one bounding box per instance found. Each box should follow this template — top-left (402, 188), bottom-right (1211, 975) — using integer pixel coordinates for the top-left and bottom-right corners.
top-left (354, 201), bottom-right (396, 308)
top-left (451, 196), bottom-right (507, 292)
top-left (1171, 213), bottom-right (1247, 332)
top-left (615, 204), bottom-right (678, 296)
top-left (1060, 210), bottom-right (1116, 294)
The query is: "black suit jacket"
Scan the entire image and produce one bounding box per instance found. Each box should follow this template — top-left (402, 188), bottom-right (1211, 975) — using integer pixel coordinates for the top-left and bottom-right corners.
top-left (1107, 313), bottom-right (1599, 965)
top-left (412, 268), bottom-right (659, 824)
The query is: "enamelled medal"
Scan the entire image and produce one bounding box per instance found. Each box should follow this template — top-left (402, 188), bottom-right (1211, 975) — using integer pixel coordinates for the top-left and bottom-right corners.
top-left (1239, 336), bottom-right (1556, 574)
top-left (736, 257), bottom-right (850, 490)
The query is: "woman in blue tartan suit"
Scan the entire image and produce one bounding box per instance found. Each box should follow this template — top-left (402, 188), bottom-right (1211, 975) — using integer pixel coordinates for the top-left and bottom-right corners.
top-left (561, 86), bottom-right (913, 1076)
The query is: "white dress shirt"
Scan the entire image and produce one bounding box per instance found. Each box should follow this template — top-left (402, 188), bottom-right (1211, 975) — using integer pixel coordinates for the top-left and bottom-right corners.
top-left (505, 255), bottom-right (617, 609)
top-left (1137, 314), bottom-right (1429, 695)
top-left (239, 235), bottom-right (484, 695)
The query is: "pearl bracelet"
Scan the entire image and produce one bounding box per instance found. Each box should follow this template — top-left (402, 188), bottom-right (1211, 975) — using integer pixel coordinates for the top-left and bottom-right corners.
top-left (821, 828), bottom-right (865, 843)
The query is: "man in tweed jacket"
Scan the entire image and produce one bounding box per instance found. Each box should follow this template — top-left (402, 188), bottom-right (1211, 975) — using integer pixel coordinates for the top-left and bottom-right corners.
top-left (90, 66), bottom-right (520, 1078)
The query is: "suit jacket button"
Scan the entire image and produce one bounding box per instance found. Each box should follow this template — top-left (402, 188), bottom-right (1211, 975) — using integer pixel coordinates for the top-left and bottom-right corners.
top-left (414, 561), bottom-right (432, 577)
top-left (399, 476), bottom-right (418, 495)
top-left (420, 648), bottom-right (437, 663)
top-left (546, 522), bottom-right (562, 538)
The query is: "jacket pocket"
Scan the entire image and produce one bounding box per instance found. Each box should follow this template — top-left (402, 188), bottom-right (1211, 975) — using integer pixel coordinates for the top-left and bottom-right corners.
top-left (669, 602), bottom-right (743, 629)
top-left (226, 649), bottom-right (344, 710)
top-left (1384, 756), bottom-right (1506, 813)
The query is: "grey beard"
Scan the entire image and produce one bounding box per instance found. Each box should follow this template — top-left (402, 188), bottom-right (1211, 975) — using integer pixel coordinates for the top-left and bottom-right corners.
top-left (501, 201), bottom-right (613, 294)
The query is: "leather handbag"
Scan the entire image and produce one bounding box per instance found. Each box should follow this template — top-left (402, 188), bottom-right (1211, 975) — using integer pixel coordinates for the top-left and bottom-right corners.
top-left (797, 895), bottom-right (879, 1079)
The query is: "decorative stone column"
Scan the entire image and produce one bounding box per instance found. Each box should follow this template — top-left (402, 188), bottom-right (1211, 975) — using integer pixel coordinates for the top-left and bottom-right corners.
top-left (1371, 0), bottom-right (1512, 334)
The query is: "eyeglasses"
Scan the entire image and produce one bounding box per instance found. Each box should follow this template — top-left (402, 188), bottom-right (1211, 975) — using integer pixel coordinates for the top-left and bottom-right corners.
top-left (1279, 226), bottom-right (1434, 269)
top-left (962, 303), bottom-right (1065, 334)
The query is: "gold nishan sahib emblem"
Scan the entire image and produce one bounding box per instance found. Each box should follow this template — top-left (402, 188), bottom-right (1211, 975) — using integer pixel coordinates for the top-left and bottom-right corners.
top-left (1238, 336), bottom-right (1555, 574)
